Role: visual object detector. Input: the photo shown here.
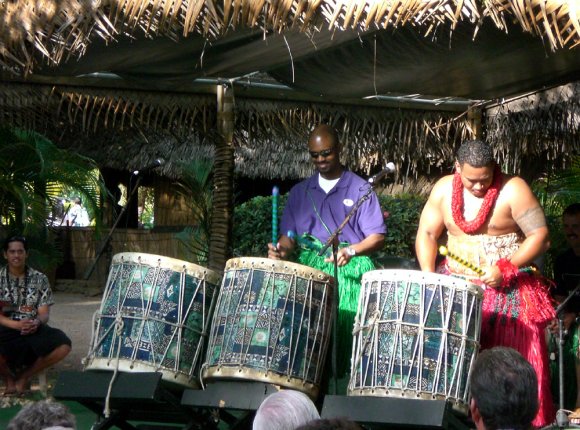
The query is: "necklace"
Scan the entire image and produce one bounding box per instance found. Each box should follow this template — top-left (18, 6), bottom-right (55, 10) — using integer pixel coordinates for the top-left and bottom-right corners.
top-left (451, 166), bottom-right (502, 234)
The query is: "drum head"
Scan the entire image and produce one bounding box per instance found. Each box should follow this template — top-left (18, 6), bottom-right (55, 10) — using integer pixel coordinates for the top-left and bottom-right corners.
top-left (113, 252), bottom-right (222, 285)
top-left (361, 269), bottom-right (484, 298)
top-left (225, 257), bottom-right (334, 285)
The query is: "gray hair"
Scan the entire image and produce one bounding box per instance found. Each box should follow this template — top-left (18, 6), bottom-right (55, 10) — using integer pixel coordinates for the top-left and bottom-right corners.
top-left (456, 140), bottom-right (495, 168)
top-left (7, 400), bottom-right (76, 430)
top-left (253, 390), bottom-right (321, 430)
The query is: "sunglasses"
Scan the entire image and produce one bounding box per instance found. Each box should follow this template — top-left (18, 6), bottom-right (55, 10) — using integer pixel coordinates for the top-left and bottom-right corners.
top-left (309, 148), bottom-right (335, 159)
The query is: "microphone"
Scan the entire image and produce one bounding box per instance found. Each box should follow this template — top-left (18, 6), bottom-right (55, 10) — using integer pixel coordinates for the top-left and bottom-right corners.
top-left (133, 158), bottom-right (164, 175)
top-left (368, 162), bottom-right (396, 184)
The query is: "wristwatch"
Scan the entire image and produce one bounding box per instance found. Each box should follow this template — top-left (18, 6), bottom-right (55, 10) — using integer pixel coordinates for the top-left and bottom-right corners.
top-left (345, 247), bottom-right (356, 257)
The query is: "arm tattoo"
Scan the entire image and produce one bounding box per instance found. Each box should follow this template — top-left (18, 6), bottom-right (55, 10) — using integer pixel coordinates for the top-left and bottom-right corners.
top-left (515, 206), bottom-right (547, 234)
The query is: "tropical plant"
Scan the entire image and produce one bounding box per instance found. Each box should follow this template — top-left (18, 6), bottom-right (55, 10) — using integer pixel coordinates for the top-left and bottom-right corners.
top-left (173, 158), bottom-right (214, 265)
top-left (0, 126), bottom-right (106, 271)
top-left (233, 194), bottom-right (289, 258)
top-left (232, 192), bottom-right (425, 262)
top-left (533, 156), bottom-right (580, 278)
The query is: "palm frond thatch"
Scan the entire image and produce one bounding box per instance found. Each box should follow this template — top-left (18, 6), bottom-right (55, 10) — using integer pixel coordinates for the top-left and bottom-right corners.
top-left (0, 1), bottom-right (578, 74)
top-left (485, 81), bottom-right (580, 176)
top-left (2, 80), bottom-right (577, 181)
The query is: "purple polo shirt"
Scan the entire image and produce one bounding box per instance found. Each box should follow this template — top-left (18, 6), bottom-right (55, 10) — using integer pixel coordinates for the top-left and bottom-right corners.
top-left (280, 171), bottom-right (387, 244)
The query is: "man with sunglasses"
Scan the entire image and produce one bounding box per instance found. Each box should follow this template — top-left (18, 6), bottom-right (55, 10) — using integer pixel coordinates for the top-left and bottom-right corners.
top-left (267, 124), bottom-right (386, 384)
top-left (0, 236), bottom-right (71, 396)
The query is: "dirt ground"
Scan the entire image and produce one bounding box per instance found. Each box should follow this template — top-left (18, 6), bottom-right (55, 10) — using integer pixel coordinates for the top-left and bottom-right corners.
top-left (47, 292), bottom-right (103, 380)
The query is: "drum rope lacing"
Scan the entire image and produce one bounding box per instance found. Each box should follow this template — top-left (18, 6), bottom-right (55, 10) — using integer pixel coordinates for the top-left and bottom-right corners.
top-left (104, 314), bottom-right (125, 418)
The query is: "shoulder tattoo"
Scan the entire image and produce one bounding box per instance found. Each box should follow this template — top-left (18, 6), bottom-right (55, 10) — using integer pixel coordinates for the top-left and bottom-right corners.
top-left (515, 206), bottom-right (546, 234)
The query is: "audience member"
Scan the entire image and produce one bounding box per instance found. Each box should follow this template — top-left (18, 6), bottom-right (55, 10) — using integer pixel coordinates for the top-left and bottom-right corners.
top-left (63, 197), bottom-right (89, 227)
top-left (470, 346), bottom-right (538, 430)
top-left (0, 236), bottom-right (71, 396)
top-left (7, 399), bottom-right (76, 430)
top-left (550, 203), bottom-right (580, 414)
top-left (253, 389), bottom-right (320, 430)
top-left (296, 417), bottom-right (362, 429)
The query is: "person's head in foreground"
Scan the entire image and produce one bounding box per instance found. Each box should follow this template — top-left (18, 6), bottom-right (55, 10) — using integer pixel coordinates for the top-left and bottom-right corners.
top-left (253, 389), bottom-right (320, 430)
top-left (470, 347), bottom-right (538, 430)
top-left (7, 399), bottom-right (76, 430)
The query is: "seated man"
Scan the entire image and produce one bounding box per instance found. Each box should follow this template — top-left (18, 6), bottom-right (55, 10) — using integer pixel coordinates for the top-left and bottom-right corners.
top-left (0, 236), bottom-right (71, 396)
top-left (470, 347), bottom-right (539, 430)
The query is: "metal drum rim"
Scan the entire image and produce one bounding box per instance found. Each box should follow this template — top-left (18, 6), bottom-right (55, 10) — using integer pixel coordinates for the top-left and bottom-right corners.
top-left (203, 365), bottom-right (318, 399)
top-left (224, 256), bottom-right (334, 285)
top-left (113, 252), bottom-right (222, 285)
top-left (347, 387), bottom-right (468, 415)
top-left (360, 268), bottom-right (483, 298)
top-left (86, 357), bottom-right (200, 389)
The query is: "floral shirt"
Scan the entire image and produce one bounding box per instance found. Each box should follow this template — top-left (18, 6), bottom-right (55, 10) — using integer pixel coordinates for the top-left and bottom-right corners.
top-left (0, 266), bottom-right (54, 321)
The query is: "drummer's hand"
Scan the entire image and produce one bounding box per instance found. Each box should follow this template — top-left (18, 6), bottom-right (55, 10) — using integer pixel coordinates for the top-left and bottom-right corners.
top-left (480, 265), bottom-right (503, 288)
top-left (268, 243), bottom-right (288, 260)
top-left (324, 249), bottom-right (351, 267)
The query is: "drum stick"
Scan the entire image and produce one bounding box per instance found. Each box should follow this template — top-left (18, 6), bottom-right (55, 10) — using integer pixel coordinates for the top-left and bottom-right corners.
top-left (438, 245), bottom-right (485, 276)
top-left (272, 186), bottom-right (279, 246)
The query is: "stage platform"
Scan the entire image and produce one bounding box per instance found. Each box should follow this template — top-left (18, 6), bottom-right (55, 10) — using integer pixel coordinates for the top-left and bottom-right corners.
top-left (54, 371), bottom-right (472, 429)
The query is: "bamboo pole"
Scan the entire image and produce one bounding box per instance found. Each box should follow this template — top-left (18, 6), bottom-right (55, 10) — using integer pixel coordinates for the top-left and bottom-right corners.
top-left (208, 82), bottom-right (235, 272)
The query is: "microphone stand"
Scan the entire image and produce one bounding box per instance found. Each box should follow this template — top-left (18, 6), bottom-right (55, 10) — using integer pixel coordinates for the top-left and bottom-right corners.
top-left (318, 184), bottom-right (374, 395)
top-left (83, 174), bottom-right (144, 280)
top-left (548, 280), bottom-right (580, 429)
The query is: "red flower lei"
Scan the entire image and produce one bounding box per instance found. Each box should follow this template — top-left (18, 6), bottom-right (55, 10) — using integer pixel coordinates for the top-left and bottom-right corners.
top-left (452, 166), bottom-right (502, 234)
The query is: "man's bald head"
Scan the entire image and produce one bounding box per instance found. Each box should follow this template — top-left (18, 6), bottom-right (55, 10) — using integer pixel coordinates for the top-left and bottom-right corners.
top-left (308, 124), bottom-right (340, 149)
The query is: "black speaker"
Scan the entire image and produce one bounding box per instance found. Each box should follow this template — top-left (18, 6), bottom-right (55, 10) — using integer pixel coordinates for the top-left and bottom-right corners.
top-left (321, 395), bottom-right (471, 429)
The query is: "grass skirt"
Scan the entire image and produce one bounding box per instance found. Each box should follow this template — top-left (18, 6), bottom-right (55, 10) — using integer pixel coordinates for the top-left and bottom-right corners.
top-left (440, 261), bottom-right (556, 428)
top-left (297, 237), bottom-right (375, 376)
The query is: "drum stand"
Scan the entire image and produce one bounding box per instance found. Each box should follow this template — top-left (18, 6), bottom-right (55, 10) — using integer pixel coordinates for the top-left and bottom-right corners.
top-left (543, 281), bottom-right (580, 430)
top-left (53, 370), bottom-right (217, 430)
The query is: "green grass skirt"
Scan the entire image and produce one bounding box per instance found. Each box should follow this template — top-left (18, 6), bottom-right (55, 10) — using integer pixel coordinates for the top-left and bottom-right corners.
top-left (297, 244), bottom-right (375, 376)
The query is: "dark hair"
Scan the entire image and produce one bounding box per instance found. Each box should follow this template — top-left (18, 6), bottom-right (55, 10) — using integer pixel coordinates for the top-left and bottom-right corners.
top-left (456, 140), bottom-right (495, 168)
top-left (470, 347), bottom-right (538, 430)
top-left (563, 203), bottom-right (580, 217)
top-left (7, 400), bottom-right (76, 430)
top-left (3, 236), bottom-right (28, 252)
top-left (296, 417), bottom-right (362, 429)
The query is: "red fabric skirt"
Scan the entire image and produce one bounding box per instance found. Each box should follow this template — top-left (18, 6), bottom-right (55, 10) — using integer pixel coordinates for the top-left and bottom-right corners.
top-left (441, 263), bottom-right (556, 428)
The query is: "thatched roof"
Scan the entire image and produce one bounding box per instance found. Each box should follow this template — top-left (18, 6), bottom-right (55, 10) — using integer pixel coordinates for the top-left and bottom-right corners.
top-left (0, 0), bottom-right (578, 76)
top-left (0, 1), bottom-right (578, 182)
top-left (486, 81), bottom-right (580, 176)
top-left (40, 87), bottom-right (472, 180)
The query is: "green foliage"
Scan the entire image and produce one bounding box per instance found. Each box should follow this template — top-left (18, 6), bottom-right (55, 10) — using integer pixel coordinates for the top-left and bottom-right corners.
top-left (377, 193), bottom-right (427, 260)
top-left (172, 158), bottom-right (214, 264)
top-left (533, 156), bottom-right (580, 278)
top-left (0, 126), bottom-right (107, 273)
top-left (232, 192), bottom-right (425, 261)
top-left (233, 194), bottom-right (288, 257)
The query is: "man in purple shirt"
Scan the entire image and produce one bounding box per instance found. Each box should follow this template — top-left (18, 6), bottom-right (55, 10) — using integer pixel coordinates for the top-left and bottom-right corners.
top-left (268, 124), bottom-right (386, 380)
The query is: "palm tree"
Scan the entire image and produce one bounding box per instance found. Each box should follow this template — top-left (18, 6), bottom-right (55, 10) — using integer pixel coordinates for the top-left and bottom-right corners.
top-left (173, 158), bottom-right (214, 265)
top-left (533, 157), bottom-right (580, 277)
top-left (0, 126), bottom-right (106, 271)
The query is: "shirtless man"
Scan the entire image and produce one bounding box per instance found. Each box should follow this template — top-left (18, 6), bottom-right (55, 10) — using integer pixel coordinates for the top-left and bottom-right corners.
top-left (415, 139), bottom-right (554, 427)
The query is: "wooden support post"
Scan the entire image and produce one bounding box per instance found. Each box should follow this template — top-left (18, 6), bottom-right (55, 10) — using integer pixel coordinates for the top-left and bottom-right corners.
top-left (467, 106), bottom-right (483, 139)
top-left (208, 82), bottom-right (235, 272)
